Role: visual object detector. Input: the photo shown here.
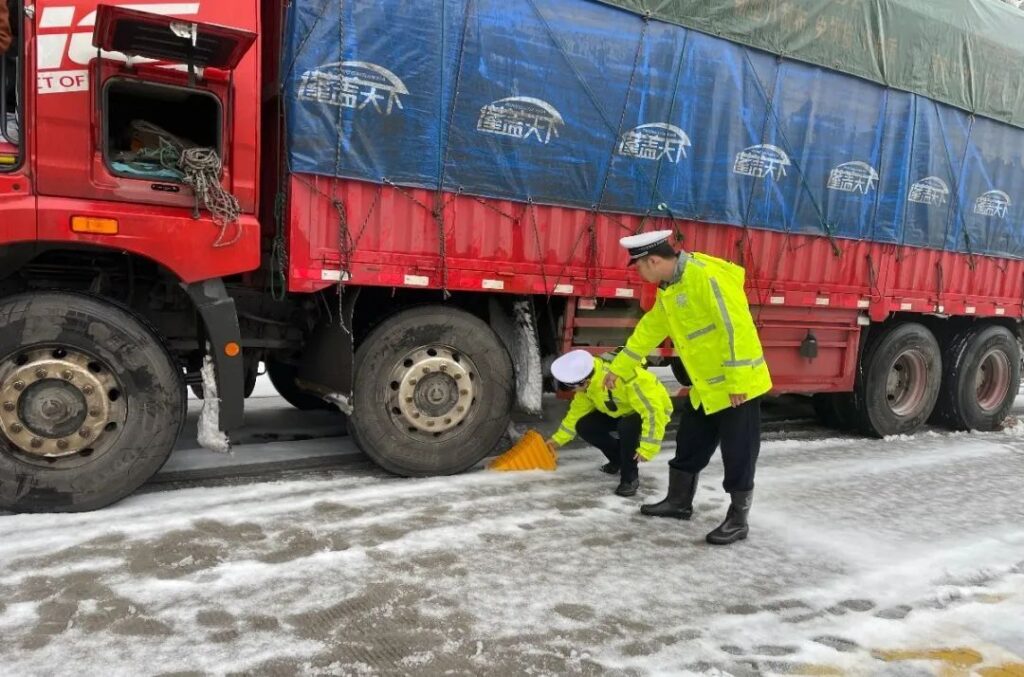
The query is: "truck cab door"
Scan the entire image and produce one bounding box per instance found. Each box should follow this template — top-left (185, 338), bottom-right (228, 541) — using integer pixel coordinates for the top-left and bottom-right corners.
top-left (34, 3), bottom-right (257, 214)
top-left (85, 6), bottom-right (256, 210)
top-left (0, 0), bottom-right (35, 250)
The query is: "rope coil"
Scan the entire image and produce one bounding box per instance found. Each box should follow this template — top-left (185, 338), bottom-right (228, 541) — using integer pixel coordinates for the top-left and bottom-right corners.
top-left (115, 120), bottom-right (242, 247)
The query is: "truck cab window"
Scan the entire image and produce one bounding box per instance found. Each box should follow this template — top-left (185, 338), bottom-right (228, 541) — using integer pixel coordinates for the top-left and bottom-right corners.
top-left (0, 0), bottom-right (21, 169)
top-left (103, 78), bottom-right (222, 181)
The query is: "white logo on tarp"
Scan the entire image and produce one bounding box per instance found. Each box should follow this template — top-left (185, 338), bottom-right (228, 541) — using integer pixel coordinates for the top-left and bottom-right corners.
top-left (477, 97), bottom-right (563, 144)
top-left (828, 161), bottom-right (879, 194)
top-left (617, 123), bottom-right (690, 163)
top-left (974, 190), bottom-right (1010, 218)
top-left (733, 144), bottom-right (790, 180)
top-left (36, 3), bottom-right (201, 95)
top-left (298, 61), bottom-right (408, 115)
top-left (908, 176), bottom-right (950, 206)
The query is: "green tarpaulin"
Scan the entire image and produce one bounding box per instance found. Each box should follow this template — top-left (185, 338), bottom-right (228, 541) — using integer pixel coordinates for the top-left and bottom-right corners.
top-left (599, 0), bottom-right (1024, 129)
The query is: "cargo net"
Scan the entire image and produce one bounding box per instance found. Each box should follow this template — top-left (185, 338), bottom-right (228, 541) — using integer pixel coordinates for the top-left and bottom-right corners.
top-left (112, 120), bottom-right (242, 247)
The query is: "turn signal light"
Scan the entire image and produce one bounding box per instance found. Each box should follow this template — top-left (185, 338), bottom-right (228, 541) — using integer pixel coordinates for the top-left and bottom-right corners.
top-left (224, 342), bottom-right (241, 358)
top-left (71, 217), bottom-right (119, 235)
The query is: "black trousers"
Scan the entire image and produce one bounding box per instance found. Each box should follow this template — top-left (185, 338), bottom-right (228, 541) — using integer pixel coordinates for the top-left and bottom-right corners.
top-left (670, 397), bottom-right (761, 492)
top-left (575, 411), bottom-right (641, 482)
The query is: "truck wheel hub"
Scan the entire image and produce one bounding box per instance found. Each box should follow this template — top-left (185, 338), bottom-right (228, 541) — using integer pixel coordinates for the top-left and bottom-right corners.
top-left (885, 350), bottom-right (927, 417)
top-left (975, 349), bottom-right (1010, 412)
top-left (19, 380), bottom-right (88, 439)
top-left (390, 347), bottom-right (476, 435)
top-left (0, 349), bottom-right (124, 458)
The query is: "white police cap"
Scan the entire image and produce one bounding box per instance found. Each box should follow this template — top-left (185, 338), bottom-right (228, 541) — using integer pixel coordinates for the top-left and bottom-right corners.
top-left (550, 349), bottom-right (595, 386)
top-left (619, 229), bottom-right (673, 263)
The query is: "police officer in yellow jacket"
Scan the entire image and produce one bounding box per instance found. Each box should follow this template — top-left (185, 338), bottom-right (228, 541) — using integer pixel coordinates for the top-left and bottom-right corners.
top-left (603, 230), bottom-right (772, 545)
top-left (547, 350), bottom-right (672, 497)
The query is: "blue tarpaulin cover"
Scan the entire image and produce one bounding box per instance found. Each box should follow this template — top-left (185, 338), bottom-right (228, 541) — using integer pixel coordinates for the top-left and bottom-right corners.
top-left (282, 0), bottom-right (1024, 258)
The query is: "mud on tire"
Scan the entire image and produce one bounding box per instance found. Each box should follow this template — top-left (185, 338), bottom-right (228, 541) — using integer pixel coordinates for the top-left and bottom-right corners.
top-left (854, 322), bottom-right (941, 437)
top-left (0, 292), bottom-right (185, 512)
top-left (932, 324), bottom-right (1021, 431)
top-left (350, 306), bottom-right (513, 476)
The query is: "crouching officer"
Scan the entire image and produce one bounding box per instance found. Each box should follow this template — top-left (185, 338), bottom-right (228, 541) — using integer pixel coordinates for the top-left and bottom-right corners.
top-left (547, 349), bottom-right (672, 497)
top-left (603, 231), bottom-right (772, 545)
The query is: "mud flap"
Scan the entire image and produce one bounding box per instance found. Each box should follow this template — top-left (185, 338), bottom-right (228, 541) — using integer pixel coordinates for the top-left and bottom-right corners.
top-left (182, 279), bottom-right (244, 433)
top-left (295, 289), bottom-right (359, 414)
top-left (489, 297), bottom-right (543, 415)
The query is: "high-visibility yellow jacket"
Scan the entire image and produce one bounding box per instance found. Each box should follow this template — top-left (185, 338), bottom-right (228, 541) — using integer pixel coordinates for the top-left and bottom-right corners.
top-left (610, 252), bottom-right (772, 415)
top-left (551, 357), bottom-right (672, 460)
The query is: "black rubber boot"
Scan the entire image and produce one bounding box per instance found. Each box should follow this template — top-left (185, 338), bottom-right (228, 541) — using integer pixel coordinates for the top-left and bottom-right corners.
top-left (640, 468), bottom-right (698, 519)
top-left (614, 478), bottom-right (639, 497)
top-left (706, 491), bottom-right (753, 545)
top-left (600, 462), bottom-right (620, 475)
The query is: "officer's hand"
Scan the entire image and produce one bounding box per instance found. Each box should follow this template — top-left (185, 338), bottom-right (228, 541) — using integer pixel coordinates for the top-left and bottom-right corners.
top-left (603, 372), bottom-right (619, 390)
top-left (729, 393), bottom-right (747, 407)
top-left (633, 452), bottom-right (649, 463)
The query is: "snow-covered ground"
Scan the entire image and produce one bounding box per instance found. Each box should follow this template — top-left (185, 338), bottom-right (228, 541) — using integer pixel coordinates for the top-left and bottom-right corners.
top-left (1, 379), bottom-right (1023, 675)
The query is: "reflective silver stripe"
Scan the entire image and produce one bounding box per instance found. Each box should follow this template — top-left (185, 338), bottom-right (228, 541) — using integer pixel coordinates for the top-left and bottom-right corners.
top-left (686, 324), bottom-right (715, 340)
top-left (622, 347), bottom-right (643, 361)
top-left (632, 384), bottom-right (657, 441)
top-left (707, 375), bottom-right (726, 385)
top-left (558, 424), bottom-right (575, 437)
top-left (709, 277), bottom-right (736, 362)
top-left (689, 255), bottom-right (706, 267)
top-left (641, 436), bottom-right (660, 445)
top-left (723, 355), bottom-right (766, 368)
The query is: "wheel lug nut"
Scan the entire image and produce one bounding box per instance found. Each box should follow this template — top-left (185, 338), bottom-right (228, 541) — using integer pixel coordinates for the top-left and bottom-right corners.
top-left (457, 406), bottom-right (465, 413)
top-left (62, 370), bottom-right (73, 380)
top-left (426, 420), bottom-right (435, 427)
top-left (2, 401), bottom-right (14, 412)
top-left (30, 438), bottom-right (42, 449)
top-left (57, 439), bottom-right (69, 450)
top-left (405, 397), bottom-right (413, 404)
top-left (79, 429), bottom-right (91, 439)
top-left (455, 374), bottom-right (462, 380)
top-left (422, 367), bottom-right (430, 374)
top-left (13, 380), bottom-right (25, 391)
top-left (89, 409), bottom-right (101, 418)
top-left (460, 390), bottom-right (469, 396)
top-left (35, 369), bottom-right (47, 380)
top-left (9, 423), bottom-right (23, 433)
top-left (409, 379), bottom-right (417, 386)
top-left (82, 385), bottom-right (95, 395)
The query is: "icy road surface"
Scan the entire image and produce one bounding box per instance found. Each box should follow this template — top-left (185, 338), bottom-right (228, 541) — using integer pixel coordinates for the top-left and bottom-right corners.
top-left (1, 385), bottom-right (1023, 675)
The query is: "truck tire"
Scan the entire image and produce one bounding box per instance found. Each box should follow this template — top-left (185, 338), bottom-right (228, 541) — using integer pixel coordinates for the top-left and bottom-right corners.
top-left (266, 359), bottom-right (334, 411)
top-left (191, 362), bottom-right (257, 400)
top-left (0, 292), bottom-right (185, 512)
top-left (854, 322), bottom-right (941, 437)
top-left (812, 393), bottom-right (858, 430)
top-left (350, 305), bottom-right (513, 476)
top-left (933, 325), bottom-right (1020, 431)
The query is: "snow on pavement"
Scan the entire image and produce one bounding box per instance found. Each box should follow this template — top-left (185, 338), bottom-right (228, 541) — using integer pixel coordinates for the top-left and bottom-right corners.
top-left (1, 421), bottom-right (1024, 675)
